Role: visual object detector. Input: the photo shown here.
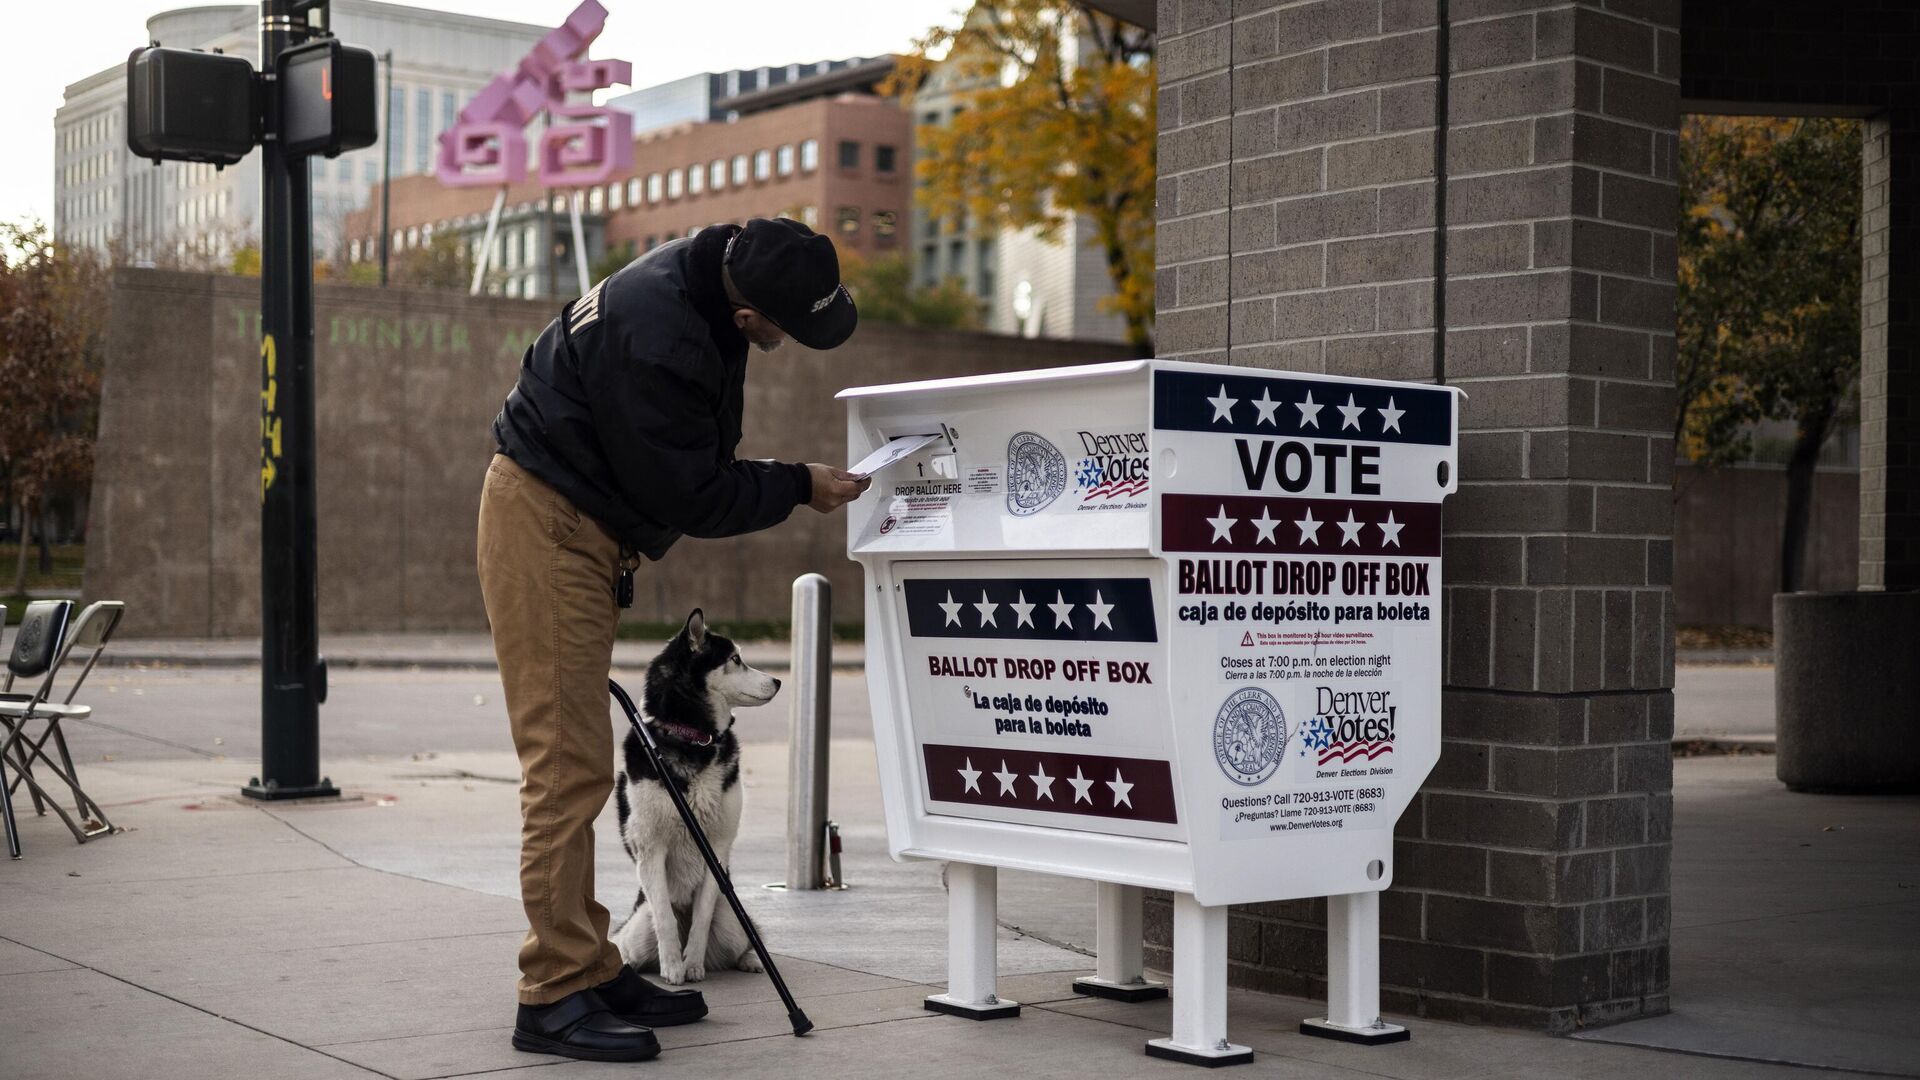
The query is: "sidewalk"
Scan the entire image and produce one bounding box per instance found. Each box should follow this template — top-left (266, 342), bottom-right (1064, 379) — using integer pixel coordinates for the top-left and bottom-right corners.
top-left (102, 633), bottom-right (865, 673)
top-left (5, 706), bottom-right (1913, 1078)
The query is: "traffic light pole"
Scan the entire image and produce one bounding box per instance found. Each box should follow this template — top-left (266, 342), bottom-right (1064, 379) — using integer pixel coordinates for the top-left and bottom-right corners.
top-left (244, 0), bottom-right (336, 801)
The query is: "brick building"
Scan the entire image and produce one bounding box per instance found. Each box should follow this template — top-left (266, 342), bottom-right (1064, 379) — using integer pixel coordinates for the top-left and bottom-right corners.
top-left (1108, 0), bottom-right (1920, 1036)
top-left (346, 71), bottom-right (911, 298)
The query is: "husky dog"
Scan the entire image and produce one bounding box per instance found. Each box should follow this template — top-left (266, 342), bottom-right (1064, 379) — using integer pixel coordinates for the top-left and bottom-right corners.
top-left (614, 610), bottom-right (778, 984)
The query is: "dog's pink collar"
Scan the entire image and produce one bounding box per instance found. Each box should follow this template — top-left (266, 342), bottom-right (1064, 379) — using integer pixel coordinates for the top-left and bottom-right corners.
top-left (647, 719), bottom-right (714, 747)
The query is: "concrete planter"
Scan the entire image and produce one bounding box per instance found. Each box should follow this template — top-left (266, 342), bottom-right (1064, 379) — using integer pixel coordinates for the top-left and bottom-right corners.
top-left (1773, 591), bottom-right (1920, 793)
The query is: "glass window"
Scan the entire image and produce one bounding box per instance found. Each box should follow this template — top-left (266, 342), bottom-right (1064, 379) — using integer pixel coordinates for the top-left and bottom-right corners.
top-left (731, 154), bottom-right (748, 185)
top-left (647, 173), bottom-right (663, 202)
top-left (876, 145), bottom-right (897, 174)
top-left (644, 234), bottom-right (657, 251)
top-left (777, 145), bottom-right (794, 175)
top-left (753, 149), bottom-right (771, 180)
top-left (800, 139), bottom-right (818, 171)
top-left (837, 206), bottom-right (860, 235)
top-left (873, 210), bottom-right (896, 237)
top-left (667, 168), bottom-right (683, 198)
top-left (627, 178), bottom-right (641, 205)
top-left (948, 240), bottom-right (964, 279)
top-left (524, 224), bottom-right (539, 268)
top-left (407, 226), bottom-right (420, 248)
top-left (977, 238), bottom-right (995, 298)
top-left (364, 160), bottom-right (377, 185)
top-left (688, 163), bottom-right (703, 194)
top-left (609, 181), bottom-right (623, 210)
top-left (337, 157), bottom-right (352, 182)
top-left (505, 229), bottom-right (519, 268)
top-left (838, 140), bottom-right (859, 169)
top-left (800, 205), bottom-right (817, 227)
top-left (415, 88), bottom-right (431, 172)
top-left (387, 86), bottom-right (405, 172)
top-left (442, 91), bottom-right (456, 134)
top-left (350, 239), bottom-right (361, 262)
top-left (588, 187), bottom-right (603, 213)
top-left (710, 159), bottom-right (726, 190)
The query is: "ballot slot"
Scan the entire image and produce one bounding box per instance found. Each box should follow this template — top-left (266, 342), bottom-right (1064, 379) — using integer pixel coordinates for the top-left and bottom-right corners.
top-left (864, 423), bottom-right (958, 481)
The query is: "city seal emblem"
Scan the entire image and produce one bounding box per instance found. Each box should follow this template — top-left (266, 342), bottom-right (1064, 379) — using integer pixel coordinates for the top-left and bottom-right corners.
top-left (1212, 687), bottom-right (1288, 787)
top-left (1005, 431), bottom-right (1068, 517)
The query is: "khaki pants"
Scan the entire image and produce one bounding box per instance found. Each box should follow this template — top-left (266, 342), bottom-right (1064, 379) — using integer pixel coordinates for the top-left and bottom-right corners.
top-left (476, 453), bottom-right (627, 1004)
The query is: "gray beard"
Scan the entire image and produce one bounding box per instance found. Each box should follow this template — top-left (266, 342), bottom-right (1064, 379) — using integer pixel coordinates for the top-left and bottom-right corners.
top-left (752, 338), bottom-right (784, 354)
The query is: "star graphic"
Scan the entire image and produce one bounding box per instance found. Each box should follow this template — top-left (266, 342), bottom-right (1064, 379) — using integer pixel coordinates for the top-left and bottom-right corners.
top-left (974, 590), bottom-right (999, 627)
top-left (1068, 766), bottom-right (1095, 805)
top-left (1207, 505), bottom-right (1238, 544)
top-left (1337, 509), bottom-right (1365, 547)
top-left (1338, 393), bottom-right (1365, 431)
top-left (1207, 383), bottom-right (1239, 423)
top-left (1251, 506), bottom-right (1280, 545)
top-left (1295, 508), bottom-right (1323, 545)
top-left (1106, 769), bottom-right (1134, 808)
top-left (1083, 590), bottom-right (1115, 631)
top-left (1048, 590), bottom-right (1076, 630)
top-left (1009, 590), bottom-right (1036, 628)
top-left (1295, 391), bottom-right (1322, 428)
top-left (1303, 716), bottom-right (1333, 751)
top-left (1378, 396), bottom-right (1405, 433)
top-left (1030, 763), bottom-right (1056, 801)
top-left (993, 760), bottom-right (1019, 796)
top-left (958, 758), bottom-right (982, 794)
top-left (1378, 510), bottom-right (1405, 548)
top-left (939, 591), bottom-right (964, 627)
top-left (1252, 388), bottom-right (1282, 426)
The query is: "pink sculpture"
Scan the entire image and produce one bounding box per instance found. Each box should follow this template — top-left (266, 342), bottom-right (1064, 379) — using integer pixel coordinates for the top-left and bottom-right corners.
top-left (435, 0), bottom-right (633, 188)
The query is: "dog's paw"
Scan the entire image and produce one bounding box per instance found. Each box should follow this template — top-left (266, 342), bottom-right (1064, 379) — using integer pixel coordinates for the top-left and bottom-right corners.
top-left (659, 956), bottom-right (687, 985)
top-left (736, 951), bottom-right (764, 974)
top-left (684, 959), bottom-right (707, 982)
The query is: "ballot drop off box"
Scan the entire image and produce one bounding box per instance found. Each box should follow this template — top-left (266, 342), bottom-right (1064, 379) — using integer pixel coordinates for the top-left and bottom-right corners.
top-left (841, 359), bottom-right (1460, 1065)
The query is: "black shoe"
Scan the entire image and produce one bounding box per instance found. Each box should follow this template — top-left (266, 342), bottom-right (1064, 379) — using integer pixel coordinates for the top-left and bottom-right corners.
top-left (595, 965), bottom-right (709, 1027)
top-left (512, 989), bottom-right (661, 1062)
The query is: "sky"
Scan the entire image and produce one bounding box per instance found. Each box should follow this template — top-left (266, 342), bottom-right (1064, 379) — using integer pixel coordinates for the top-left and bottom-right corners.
top-left (0, 0), bottom-right (967, 223)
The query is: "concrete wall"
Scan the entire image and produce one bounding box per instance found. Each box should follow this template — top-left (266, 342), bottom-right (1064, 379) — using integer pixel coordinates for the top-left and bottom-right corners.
top-left (1155, 0), bottom-right (1679, 1032)
top-left (85, 268), bottom-right (1133, 638)
top-left (1673, 464), bottom-right (1860, 627)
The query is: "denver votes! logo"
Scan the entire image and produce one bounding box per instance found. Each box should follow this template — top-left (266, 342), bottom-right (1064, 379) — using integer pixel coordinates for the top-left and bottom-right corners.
top-left (1006, 431), bottom-right (1068, 517)
top-left (1213, 687), bottom-right (1289, 786)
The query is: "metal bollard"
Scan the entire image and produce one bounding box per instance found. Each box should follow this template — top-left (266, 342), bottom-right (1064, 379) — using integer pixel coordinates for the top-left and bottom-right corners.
top-left (785, 573), bottom-right (832, 890)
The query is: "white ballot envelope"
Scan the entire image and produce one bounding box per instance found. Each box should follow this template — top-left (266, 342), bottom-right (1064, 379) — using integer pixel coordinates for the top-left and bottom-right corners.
top-left (848, 432), bottom-right (942, 479)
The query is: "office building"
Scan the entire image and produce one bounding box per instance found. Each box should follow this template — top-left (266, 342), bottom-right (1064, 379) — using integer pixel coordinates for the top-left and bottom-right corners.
top-left (52, 1), bottom-right (549, 264)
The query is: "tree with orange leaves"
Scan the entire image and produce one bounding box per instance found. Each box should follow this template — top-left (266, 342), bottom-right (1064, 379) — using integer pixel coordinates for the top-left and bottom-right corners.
top-left (1677, 116), bottom-right (1861, 594)
top-left (891, 1), bottom-right (1156, 354)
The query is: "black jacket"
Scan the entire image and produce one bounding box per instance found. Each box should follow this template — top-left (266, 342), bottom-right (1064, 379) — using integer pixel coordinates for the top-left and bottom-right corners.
top-left (492, 226), bottom-right (813, 560)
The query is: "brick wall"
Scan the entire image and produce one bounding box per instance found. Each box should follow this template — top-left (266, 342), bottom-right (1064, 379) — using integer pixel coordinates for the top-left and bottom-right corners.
top-left (86, 269), bottom-right (1133, 637)
top-left (1152, 0), bottom-right (1678, 1031)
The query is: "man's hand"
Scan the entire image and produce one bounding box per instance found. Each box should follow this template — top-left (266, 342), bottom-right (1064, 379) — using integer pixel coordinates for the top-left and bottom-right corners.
top-left (806, 464), bottom-right (872, 513)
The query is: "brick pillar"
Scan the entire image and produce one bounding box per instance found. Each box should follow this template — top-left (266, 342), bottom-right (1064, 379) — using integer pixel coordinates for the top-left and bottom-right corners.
top-left (1150, 0), bottom-right (1677, 1031)
top-left (1861, 111), bottom-right (1920, 592)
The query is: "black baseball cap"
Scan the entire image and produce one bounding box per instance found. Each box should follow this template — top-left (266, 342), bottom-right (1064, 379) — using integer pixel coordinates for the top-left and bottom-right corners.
top-left (723, 217), bottom-right (858, 350)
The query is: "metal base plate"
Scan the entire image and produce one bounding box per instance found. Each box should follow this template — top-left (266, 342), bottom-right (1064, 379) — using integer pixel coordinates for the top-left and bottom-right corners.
top-left (924, 994), bottom-right (1021, 1020)
top-left (240, 779), bottom-right (341, 802)
top-left (1073, 976), bottom-right (1168, 1002)
top-left (1298, 1017), bottom-right (1410, 1045)
top-left (1144, 1039), bottom-right (1253, 1067)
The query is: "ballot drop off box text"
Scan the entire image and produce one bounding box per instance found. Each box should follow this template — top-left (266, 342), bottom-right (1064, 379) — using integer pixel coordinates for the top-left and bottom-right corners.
top-left (841, 359), bottom-right (1461, 1065)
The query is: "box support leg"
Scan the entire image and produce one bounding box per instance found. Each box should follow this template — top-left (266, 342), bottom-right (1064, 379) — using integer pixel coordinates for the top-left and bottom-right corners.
top-left (1075, 882), bottom-right (1167, 1001)
top-left (925, 862), bottom-right (1020, 1019)
top-left (1145, 893), bottom-right (1251, 1066)
top-left (1301, 891), bottom-right (1409, 1045)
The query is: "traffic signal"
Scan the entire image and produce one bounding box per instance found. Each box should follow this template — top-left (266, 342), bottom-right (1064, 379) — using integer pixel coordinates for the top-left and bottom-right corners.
top-left (125, 46), bottom-right (257, 165)
top-left (278, 39), bottom-right (377, 158)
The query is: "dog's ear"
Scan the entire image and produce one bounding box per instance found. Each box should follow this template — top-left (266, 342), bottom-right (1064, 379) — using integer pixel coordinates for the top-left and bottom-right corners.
top-left (683, 608), bottom-right (707, 651)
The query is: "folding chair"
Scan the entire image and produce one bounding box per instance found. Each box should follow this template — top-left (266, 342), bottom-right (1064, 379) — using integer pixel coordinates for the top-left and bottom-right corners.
top-left (0, 604), bottom-right (17, 859)
top-left (0, 600), bottom-right (123, 844)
